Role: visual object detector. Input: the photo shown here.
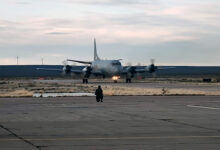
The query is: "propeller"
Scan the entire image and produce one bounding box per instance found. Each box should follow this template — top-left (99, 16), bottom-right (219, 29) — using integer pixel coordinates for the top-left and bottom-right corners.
top-left (62, 60), bottom-right (72, 75)
top-left (146, 59), bottom-right (157, 73)
top-left (126, 66), bottom-right (136, 78)
top-left (62, 60), bottom-right (68, 66)
top-left (150, 59), bottom-right (155, 64)
top-left (82, 66), bottom-right (92, 78)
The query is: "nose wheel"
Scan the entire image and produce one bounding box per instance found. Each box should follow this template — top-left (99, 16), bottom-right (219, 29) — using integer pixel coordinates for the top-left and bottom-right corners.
top-left (112, 76), bottom-right (120, 83)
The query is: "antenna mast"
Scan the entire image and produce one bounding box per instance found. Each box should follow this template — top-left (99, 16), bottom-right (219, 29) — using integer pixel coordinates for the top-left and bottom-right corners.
top-left (16, 56), bottom-right (19, 65)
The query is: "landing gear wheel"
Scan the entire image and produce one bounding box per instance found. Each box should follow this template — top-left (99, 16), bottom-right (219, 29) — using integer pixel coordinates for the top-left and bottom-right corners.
top-left (83, 79), bottom-right (88, 84)
top-left (126, 78), bottom-right (131, 83)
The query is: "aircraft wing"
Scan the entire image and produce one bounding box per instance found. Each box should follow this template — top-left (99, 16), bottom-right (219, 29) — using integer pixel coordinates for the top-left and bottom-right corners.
top-left (67, 59), bottom-right (92, 64)
top-left (121, 66), bottom-right (176, 74)
top-left (134, 68), bottom-right (145, 73)
top-left (70, 69), bottom-right (82, 74)
top-left (70, 69), bottom-right (103, 76)
top-left (135, 66), bottom-right (176, 72)
top-left (133, 67), bottom-right (176, 73)
top-left (36, 68), bottom-right (63, 72)
top-left (120, 69), bottom-right (135, 74)
top-left (120, 67), bottom-right (145, 74)
top-left (91, 70), bottom-right (104, 76)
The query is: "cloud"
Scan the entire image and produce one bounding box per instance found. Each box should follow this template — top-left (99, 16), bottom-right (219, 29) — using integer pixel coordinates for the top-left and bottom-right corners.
top-left (0, 0), bottom-right (219, 46)
top-left (0, 0), bottom-right (220, 65)
top-left (47, 32), bottom-right (72, 35)
top-left (3, 0), bottom-right (31, 5)
top-left (0, 15), bottom-right (200, 46)
top-left (144, 3), bottom-right (220, 26)
top-left (0, 52), bottom-right (68, 65)
top-left (15, 2), bottom-right (30, 5)
top-left (66, 0), bottom-right (151, 5)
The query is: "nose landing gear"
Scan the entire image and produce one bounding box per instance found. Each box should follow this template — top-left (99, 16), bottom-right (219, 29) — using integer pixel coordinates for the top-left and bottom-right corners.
top-left (112, 76), bottom-right (120, 83)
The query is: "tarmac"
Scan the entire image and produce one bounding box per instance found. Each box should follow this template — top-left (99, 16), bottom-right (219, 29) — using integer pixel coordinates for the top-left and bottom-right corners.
top-left (0, 96), bottom-right (220, 150)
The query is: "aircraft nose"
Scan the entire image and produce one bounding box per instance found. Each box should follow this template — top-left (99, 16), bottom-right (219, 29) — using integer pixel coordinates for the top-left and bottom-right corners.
top-left (112, 65), bottom-right (122, 74)
top-left (117, 66), bottom-right (123, 73)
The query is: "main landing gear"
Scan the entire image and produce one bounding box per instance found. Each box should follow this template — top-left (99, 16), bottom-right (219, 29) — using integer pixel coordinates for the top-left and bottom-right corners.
top-left (126, 78), bottom-right (131, 83)
top-left (82, 79), bottom-right (88, 84)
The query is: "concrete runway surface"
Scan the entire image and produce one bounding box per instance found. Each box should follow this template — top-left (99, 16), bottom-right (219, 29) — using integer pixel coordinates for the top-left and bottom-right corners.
top-left (0, 96), bottom-right (220, 150)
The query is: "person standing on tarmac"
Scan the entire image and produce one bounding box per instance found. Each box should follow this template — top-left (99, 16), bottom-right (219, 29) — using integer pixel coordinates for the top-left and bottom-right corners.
top-left (95, 85), bottom-right (103, 102)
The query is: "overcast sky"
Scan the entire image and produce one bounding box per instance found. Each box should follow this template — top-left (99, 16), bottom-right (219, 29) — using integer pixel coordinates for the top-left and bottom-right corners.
top-left (0, 0), bottom-right (219, 65)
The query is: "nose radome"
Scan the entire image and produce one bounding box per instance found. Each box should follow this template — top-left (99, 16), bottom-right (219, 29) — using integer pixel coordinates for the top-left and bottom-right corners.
top-left (116, 66), bottom-right (122, 73)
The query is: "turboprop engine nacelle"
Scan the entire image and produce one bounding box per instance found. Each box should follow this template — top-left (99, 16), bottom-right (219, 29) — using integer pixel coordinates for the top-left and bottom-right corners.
top-left (145, 64), bottom-right (157, 73)
top-left (62, 65), bottom-right (72, 75)
top-left (126, 66), bottom-right (136, 78)
top-left (82, 66), bottom-right (92, 78)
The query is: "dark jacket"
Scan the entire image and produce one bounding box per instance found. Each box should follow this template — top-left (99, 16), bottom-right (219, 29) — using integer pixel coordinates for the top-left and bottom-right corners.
top-left (95, 87), bottom-right (103, 99)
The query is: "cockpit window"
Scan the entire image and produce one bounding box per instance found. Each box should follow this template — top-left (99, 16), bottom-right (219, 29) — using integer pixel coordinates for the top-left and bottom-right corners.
top-left (112, 62), bottom-right (121, 66)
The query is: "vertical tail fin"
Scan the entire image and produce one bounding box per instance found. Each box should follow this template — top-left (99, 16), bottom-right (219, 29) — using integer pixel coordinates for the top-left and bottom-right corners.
top-left (94, 38), bottom-right (100, 61)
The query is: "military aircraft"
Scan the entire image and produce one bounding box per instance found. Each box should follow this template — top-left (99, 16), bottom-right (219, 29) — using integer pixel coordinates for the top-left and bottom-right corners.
top-left (37, 39), bottom-right (174, 83)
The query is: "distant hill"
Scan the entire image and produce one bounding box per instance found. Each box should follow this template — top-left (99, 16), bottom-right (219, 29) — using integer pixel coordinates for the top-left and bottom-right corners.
top-left (0, 65), bottom-right (220, 78)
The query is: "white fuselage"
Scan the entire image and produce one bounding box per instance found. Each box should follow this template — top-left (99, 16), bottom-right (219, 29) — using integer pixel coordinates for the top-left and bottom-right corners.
top-left (91, 59), bottom-right (123, 77)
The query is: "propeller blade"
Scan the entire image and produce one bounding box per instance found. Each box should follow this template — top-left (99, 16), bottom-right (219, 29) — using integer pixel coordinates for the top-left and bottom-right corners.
top-left (62, 60), bottom-right (68, 66)
top-left (150, 59), bottom-right (155, 65)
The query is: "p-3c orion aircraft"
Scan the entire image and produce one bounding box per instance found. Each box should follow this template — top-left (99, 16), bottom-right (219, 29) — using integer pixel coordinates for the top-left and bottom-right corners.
top-left (37, 39), bottom-right (174, 83)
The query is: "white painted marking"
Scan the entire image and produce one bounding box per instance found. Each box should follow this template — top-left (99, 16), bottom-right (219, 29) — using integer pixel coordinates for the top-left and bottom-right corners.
top-left (33, 93), bottom-right (95, 97)
top-left (187, 105), bottom-right (220, 110)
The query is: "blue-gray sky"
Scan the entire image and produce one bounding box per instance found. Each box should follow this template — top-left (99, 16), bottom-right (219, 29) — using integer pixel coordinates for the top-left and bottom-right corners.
top-left (0, 0), bottom-right (219, 65)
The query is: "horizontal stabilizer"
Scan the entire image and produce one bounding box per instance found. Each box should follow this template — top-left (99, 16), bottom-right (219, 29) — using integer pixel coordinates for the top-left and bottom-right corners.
top-left (70, 69), bottom-right (82, 74)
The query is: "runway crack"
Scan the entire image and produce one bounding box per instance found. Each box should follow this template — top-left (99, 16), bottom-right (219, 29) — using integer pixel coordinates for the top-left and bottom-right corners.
top-left (0, 124), bottom-right (42, 150)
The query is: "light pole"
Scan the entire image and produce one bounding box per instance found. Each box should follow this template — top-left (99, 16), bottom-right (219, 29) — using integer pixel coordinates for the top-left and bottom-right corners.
top-left (41, 58), bottom-right (44, 65)
top-left (16, 56), bottom-right (19, 65)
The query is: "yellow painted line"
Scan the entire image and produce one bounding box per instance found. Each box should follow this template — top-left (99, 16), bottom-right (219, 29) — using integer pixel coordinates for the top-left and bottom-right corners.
top-left (0, 135), bottom-right (220, 141)
top-left (187, 105), bottom-right (220, 110)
